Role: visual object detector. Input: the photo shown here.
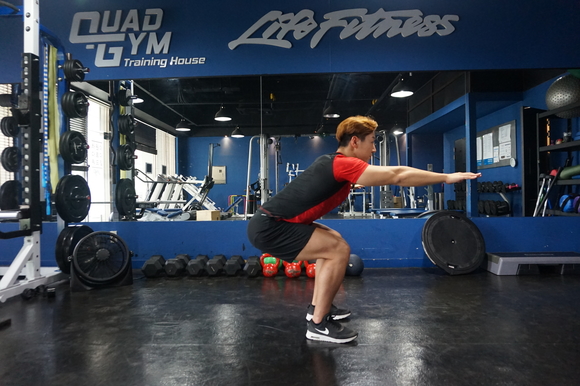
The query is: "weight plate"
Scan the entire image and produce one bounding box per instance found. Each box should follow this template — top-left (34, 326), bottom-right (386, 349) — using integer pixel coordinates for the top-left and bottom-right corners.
top-left (421, 210), bottom-right (486, 275)
top-left (0, 180), bottom-right (21, 210)
top-left (115, 178), bottom-right (136, 216)
top-left (117, 144), bottom-right (134, 170)
top-left (1, 147), bottom-right (20, 172)
top-left (116, 89), bottom-right (132, 106)
top-left (59, 130), bottom-right (88, 164)
top-left (118, 114), bottom-right (135, 136)
top-left (55, 225), bottom-right (93, 274)
top-left (55, 175), bottom-right (91, 223)
top-left (61, 91), bottom-right (88, 119)
top-left (1, 116), bottom-right (19, 137)
top-left (72, 231), bottom-right (131, 284)
top-left (63, 59), bottom-right (86, 82)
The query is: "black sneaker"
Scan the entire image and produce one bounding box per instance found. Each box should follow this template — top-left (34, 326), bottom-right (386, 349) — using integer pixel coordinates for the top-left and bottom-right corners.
top-left (306, 304), bottom-right (351, 321)
top-left (306, 315), bottom-right (358, 343)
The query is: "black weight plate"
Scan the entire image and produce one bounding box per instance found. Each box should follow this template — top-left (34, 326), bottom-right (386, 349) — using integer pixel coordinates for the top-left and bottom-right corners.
top-left (118, 114), bottom-right (135, 136)
top-left (1, 147), bottom-right (20, 172)
top-left (1, 116), bottom-right (19, 137)
top-left (0, 180), bottom-right (20, 210)
top-left (115, 178), bottom-right (136, 216)
top-left (55, 225), bottom-right (93, 274)
top-left (117, 144), bottom-right (134, 170)
top-left (63, 59), bottom-right (86, 82)
top-left (61, 91), bottom-right (88, 119)
top-left (116, 89), bottom-right (132, 106)
top-left (55, 175), bottom-right (91, 223)
top-left (421, 210), bottom-right (486, 275)
top-left (72, 231), bottom-right (131, 284)
top-left (59, 130), bottom-right (88, 164)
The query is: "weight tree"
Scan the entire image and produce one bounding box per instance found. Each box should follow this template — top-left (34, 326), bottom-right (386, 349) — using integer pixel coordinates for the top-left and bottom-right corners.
top-left (0, 0), bottom-right (66, 301)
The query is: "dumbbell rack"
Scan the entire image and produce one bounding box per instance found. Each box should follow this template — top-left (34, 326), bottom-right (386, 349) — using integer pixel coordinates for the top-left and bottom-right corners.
top-left (0, 0), bottom-right (66, 302)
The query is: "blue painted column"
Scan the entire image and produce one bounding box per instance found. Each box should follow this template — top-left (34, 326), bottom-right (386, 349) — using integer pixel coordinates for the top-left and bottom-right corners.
top-left (464, 94), bottom-right (479, 217)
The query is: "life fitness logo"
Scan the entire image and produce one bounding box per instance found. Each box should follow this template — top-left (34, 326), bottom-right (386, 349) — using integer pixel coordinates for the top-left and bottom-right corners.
top-left (69, 8), bottom-right (205, 68)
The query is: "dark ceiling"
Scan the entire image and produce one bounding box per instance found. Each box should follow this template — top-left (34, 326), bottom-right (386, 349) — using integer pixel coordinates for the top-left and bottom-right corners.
top-left (88, 69), bottom-right (564, 137)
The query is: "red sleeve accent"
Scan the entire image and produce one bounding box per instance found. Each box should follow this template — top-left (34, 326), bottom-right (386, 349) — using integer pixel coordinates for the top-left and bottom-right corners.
top-left (333, 154), bottom-right (369, 183)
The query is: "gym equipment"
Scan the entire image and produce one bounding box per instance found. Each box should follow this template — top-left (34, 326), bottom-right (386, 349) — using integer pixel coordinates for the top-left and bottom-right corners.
top-left (0, 180), bottom-right (21, 210)
top-left (118, 114), bottom-right (135, 136)
top-left (116, 88), bottom-right (133, 106)
top-left (1, 147), bottom-right (21, 172)
top-left (283, 260), bottom-right (302, 278)
top-left (224, 255), bottom-right (245, 276)
top-left (260, 253), bottom-right (281, 277)
top-left (141, 255), bottom-right (166, 278)
top-left (70, 231), bottom-right (133, 291)
top-left (303, 260), bottom-right (316, 278)
top-left (421, 211), bottom-right (486, 275)
top-left (206, 254), bottom-right (227, 276)
top-left (1, 116), bottom-right (19, 137)
top-left (54, 174), bottom-right (91, 223)
top-left (242, 256), bottom-right (261, 277)
top-left (59, 130), bottom-right (88, 164)
top-left (54, 225), bottom-right (93, 274)
top-left (545, 74), bottom-right (580, 118)
top-left (62, 59), bottom-right (88, 82)
top-left (186, 254), bottom-right (209, 276)
top-left (484, 252), bottom-right (580, 276)
top-left (164, 254), bottom-right (191, 277)
top-left (61, 91), bottom-right (89, 119)
top-left (558, 194), bottom-right (580, 213)
top-left (115, 178), bottom-right (137, 216)
top-left (560, 164), bottom-right (580, 180)
top-left (20, 285), bottom-right (56, 300)
top-left (117, 144), bottom-right (136, 170)
top-left (345, 254), bottom-right (364, 276)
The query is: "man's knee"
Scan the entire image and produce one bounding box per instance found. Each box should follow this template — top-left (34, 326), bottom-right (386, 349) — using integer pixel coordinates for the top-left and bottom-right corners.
top-left (333, 238), bottom-right (350, 261)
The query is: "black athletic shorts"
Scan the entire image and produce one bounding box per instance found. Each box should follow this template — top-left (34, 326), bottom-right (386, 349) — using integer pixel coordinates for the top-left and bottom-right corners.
top-left (247, 208), bottom-right (316, 261)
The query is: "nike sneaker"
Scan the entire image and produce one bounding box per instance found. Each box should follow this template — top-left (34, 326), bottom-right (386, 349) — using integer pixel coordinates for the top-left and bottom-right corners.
top-left (306, 303), bottom-right (351, 321)
top-left (306, 314), bottom-right (358, 343)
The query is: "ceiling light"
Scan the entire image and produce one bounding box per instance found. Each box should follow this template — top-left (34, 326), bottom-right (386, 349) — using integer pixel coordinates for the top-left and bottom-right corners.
top-left (214, 105), bottom-right (232, 121)
top-left (231, 126), bottom-right (244, 138)
top-left (175, 119), bottom-right (190, 132)
top-left (392, 125), bottom-right (405, 135)
top-left (390, 78), bottom-right (413, 98)
top-left (323, 103), bottom-right (340, 119)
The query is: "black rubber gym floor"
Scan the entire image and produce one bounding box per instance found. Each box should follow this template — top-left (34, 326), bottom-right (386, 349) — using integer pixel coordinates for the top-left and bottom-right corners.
top-left (1, 268), bottom-right (580, 386)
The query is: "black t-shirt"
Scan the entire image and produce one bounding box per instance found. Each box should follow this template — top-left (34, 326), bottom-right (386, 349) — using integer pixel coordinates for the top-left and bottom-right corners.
top-left (260, 152), bottom-right (369, 224)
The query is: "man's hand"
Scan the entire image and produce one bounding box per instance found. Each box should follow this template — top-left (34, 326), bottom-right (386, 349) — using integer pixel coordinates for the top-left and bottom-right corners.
top-left (445, 172), bottom-right (482, 184)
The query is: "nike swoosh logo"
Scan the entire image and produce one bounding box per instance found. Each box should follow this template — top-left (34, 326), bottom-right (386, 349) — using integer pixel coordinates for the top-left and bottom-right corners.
top-left (315, 327), bottom-right (329, 335)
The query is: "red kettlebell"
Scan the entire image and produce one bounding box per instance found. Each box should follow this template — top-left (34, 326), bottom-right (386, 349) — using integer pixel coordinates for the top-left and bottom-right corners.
top-left (283, 260), bottom-right (302, 278)
top-left (304, 260), bottom-right (316, 278)
top-left (263, 263), bottom-right (278, 277)
top-left (260, 253), bottom-right (280, 277)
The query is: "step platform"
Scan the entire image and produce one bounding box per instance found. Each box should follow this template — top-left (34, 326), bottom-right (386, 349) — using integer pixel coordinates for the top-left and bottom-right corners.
top-left (484, 252), bottom-right (580, 275)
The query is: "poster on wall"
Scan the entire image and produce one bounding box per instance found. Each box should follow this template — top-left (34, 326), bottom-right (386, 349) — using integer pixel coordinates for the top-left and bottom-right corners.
top-left (477, 120), bottom-right (516, 170)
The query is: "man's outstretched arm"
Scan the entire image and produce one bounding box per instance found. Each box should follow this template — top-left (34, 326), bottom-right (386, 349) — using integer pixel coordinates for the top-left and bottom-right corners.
top-left (356, 165), bottom-right (481, 187)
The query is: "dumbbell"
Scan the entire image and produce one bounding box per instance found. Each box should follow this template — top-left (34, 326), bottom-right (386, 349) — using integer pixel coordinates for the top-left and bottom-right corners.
top-left (243, 256), bottom-right (261, 277)
top-left (164, 254), bottom-right (191, 277)
top-left (141, 255), bottom-right (166, 278)
top-left (224, 255), bottom-right (245, 276)
top-left (186, 254), bottom-right (209, 276)
top-left (206, 254), bottom-right (227, 276)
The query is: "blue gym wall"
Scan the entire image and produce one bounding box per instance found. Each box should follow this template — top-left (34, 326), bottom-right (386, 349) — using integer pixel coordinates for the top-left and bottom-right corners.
top-left (2, 0), bottom-right (580, 270)
top-left (178, 135), bottom-right (340, 210)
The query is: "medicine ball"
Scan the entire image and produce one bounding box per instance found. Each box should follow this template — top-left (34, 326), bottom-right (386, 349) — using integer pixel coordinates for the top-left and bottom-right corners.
top-left (545, 74), bottom-right (580, 118)
top-left (345, 254), bottom-right (364, 276)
